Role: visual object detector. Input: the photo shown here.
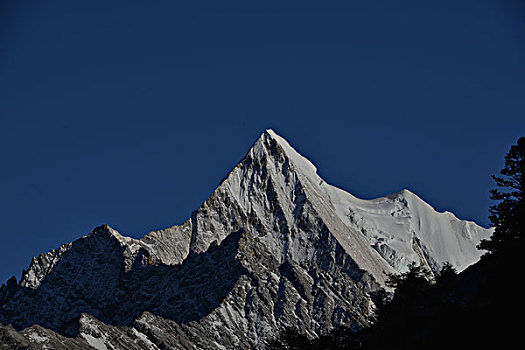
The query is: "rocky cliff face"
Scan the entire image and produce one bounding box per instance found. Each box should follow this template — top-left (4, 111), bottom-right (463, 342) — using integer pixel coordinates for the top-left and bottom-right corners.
top-left (0, 130), bottom-right (491, 349)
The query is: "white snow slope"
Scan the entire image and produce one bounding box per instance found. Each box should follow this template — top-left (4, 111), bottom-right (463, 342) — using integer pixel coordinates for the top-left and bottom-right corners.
top-left (265, 129), bottom-right (492, 275)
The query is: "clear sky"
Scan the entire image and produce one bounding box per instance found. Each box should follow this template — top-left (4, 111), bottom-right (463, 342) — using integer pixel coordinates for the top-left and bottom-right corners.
top-left (1, 0), bottom-right (524, 283)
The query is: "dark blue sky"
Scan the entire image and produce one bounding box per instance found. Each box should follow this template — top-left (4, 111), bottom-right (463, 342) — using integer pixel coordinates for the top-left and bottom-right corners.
top-left (1, 0), bottom-right (524, 283)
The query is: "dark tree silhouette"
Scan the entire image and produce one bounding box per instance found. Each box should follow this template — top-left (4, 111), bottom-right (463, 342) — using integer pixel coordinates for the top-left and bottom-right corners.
top-left (479, 137), bottom-right (525, 253)
top-left (356, 264), bottom-right (435, 349)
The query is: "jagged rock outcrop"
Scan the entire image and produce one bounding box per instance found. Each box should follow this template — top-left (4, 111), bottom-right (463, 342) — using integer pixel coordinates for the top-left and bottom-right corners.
top-left (0, 130), bottom-right (492, 349)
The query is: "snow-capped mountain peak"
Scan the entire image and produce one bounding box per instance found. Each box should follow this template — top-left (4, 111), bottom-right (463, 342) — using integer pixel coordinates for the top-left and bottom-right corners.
top-left (0, 129), bottom-right (492, 349)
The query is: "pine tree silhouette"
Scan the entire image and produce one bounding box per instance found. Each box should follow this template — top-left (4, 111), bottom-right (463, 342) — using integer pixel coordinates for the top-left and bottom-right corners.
top-left (479, 136), bottom-right (525, 252)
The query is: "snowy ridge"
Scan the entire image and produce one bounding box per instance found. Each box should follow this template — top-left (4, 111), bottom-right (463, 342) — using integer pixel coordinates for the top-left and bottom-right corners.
top-left (324, 187), bottom-right (492, 274)
top-left (257, 130), bottom-right (491, 274)
top-left (0, 129), bottom-right (492, 349)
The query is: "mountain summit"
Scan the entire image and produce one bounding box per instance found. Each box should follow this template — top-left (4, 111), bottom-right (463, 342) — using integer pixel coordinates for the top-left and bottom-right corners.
top-left (0, 130), bottom-right (491, 349)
